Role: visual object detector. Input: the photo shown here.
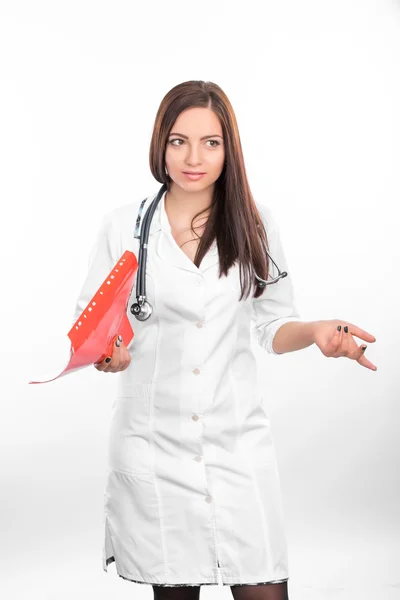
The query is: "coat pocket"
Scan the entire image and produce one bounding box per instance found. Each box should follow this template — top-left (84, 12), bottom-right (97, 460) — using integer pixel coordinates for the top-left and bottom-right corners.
top-left (107, 383), bottom-right (153, 476)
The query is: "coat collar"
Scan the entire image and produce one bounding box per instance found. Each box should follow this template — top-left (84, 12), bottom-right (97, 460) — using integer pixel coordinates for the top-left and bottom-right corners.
top-left (139, 189), bottom-right (219, 274)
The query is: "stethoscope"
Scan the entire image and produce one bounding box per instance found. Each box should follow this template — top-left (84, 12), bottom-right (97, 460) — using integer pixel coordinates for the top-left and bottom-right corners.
top-left (130, 183), bottom-right (288, 321)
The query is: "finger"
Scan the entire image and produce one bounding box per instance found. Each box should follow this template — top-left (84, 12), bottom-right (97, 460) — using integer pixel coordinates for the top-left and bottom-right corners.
top-left (331, 324), bottom-right (344, 355)
top-left (113, 334), bottom-right (123, 370)
top-left (339, 324), bottom-right (352, 356)
top-left (353, 343), bottom-right (378, 370)
top-left (345, 323), bottom-right (376, 343)
top-left (116, 346), bottom-right (131, 372)
top-left (94, 356), bottom-right (112, 371)
top-left (104, 335), bottom-right (122, 372)
top-left (357, 343), bottom-right (367, 356)
top-left (356, 351), bottom-right (378, 371)
top-left (347, 341), bottom-right (367, 361)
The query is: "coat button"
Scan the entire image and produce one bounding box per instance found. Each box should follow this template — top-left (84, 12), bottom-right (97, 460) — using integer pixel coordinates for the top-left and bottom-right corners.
top-left (192, 368), bottom-right (200, 375)
top-left (205, 495), bottom-right (212, 503)
top-left (196, 322), bottom-right (203, 328)
top-left (194, 455), bottom-right (202, 462)
top-left (191, 414), bottom-right (199, 421)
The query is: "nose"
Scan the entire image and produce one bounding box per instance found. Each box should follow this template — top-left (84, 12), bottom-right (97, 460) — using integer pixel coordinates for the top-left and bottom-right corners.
top-left (184, 144), bottom-right (202, 166)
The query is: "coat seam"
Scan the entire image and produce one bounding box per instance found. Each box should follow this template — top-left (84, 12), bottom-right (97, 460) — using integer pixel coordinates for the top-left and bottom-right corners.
top-left (148, 289), bottom-right (168, 580)
top-left (247, 461), bottom-right (272, 575)
top-left (198, 383), bottom-right (220, 577)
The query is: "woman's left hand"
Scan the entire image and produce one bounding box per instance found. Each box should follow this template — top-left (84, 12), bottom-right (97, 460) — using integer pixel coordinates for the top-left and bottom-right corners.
top-left (312, 319), bottom-right (377, 371)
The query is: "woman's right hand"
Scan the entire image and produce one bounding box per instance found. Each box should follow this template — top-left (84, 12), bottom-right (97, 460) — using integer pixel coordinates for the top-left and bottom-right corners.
top-left (94, 334), bottom-right (131, 373)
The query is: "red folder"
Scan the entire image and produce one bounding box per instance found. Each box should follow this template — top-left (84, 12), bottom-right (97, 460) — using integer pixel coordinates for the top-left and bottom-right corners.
top-left (29, 250), bottom-right (138, 384)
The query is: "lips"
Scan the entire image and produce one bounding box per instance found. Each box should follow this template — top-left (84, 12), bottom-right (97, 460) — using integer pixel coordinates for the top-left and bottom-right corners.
top-left (182, 172), bottom-right (206, 180)
top-left (183, 172), bottom-right (206, 174)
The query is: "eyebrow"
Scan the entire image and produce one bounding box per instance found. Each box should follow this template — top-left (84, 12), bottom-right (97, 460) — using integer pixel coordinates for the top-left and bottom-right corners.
top-left (168, 132), bottom-right (223, 140)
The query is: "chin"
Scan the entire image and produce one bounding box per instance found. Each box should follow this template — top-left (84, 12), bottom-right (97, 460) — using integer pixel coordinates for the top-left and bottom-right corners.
top-left (178, 178), bottom-right (209, 188)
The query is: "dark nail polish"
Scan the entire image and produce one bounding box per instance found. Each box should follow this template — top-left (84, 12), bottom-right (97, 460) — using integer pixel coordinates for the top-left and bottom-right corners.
top-left (344, 326), bottom-right (348, 333)
top-left (337, 325), bottom-right (341, 331)
top-left (105, 357), bottom-right (111, 363)
top-left (361, 346), bottom-right (367, 351)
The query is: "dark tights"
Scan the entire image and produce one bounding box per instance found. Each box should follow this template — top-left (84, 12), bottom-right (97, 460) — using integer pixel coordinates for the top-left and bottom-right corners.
top-left (152, 586), bottom-right (201, 600)
top-left (152, 581), bottom-right (289, 600)
top-left (230, 582), bottom-right (289, 600)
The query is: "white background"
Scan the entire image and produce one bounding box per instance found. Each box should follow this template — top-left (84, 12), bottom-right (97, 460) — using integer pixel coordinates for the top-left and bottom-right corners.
top-left (1, 1), bottom-right (399, 598)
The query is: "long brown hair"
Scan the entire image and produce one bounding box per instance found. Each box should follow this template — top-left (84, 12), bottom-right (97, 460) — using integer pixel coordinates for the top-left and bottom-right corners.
top-left (149, 80), bottom-right (271, 301)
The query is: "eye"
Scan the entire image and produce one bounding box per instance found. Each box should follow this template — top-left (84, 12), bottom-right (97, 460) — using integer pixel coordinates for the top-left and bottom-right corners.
top-left (168, 138), bottom-right (221, 147)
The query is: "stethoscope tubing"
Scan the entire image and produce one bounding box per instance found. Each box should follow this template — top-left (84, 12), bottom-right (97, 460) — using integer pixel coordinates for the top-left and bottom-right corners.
top-left (130, 183), bottom-right (287, 321)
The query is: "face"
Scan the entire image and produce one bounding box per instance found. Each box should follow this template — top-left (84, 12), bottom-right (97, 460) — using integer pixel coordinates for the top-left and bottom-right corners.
top-left (165, 107), bottom-right (225, 192)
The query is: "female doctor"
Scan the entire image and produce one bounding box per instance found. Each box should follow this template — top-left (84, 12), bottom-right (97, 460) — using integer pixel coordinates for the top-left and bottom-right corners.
top-left (75, 80), bottom-right (377, 600)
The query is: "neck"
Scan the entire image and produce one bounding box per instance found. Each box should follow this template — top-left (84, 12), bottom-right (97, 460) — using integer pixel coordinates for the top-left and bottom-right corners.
top-left (165, 182), bottom-right (213, 223)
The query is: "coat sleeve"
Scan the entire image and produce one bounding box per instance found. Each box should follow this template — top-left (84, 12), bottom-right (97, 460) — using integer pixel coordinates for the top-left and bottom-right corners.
top-left (251, 205), bottom-right (301, 355)
top-left (70, 210), bottom-right (121, 327)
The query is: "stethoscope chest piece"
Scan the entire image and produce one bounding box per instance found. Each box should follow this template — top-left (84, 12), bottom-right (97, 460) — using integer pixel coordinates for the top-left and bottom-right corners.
top-left (130, 299), bottom-right (153, 321)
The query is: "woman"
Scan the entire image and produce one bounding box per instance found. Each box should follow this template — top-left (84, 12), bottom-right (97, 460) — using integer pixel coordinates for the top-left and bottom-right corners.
top-left (72, 80), bottom-right (377, 600)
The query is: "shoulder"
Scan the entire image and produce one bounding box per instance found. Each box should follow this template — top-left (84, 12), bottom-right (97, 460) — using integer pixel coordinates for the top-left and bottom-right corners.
top-left (106, 195), bottom-right (150, 227)
top-left (100, 193), bottom-right (155, 243)
top-left (96, 193), bottom-right (155, 257)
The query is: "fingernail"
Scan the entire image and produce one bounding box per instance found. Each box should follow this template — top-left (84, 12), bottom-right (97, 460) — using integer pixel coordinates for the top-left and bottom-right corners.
top-left (115, 339), bottom-right (121, 347)
top-left (337, 325), bottom-right (341, 331)
top-left (118, 334), bottom-right (122, 342)
top-left (344, 326), bottom-right (348, 333)
top-left (361, 346), bottom-right (367, 351)
top-left (105, 357), bottom-right (111, 363)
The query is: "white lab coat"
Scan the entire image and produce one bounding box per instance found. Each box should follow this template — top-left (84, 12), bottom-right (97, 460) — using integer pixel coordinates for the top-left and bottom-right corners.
top-left (71, 188), bottom-right (301, 586)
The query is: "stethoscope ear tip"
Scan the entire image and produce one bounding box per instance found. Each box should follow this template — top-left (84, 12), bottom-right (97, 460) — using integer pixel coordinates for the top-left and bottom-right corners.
top-left (255, 270), bottom-right (288, 288)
